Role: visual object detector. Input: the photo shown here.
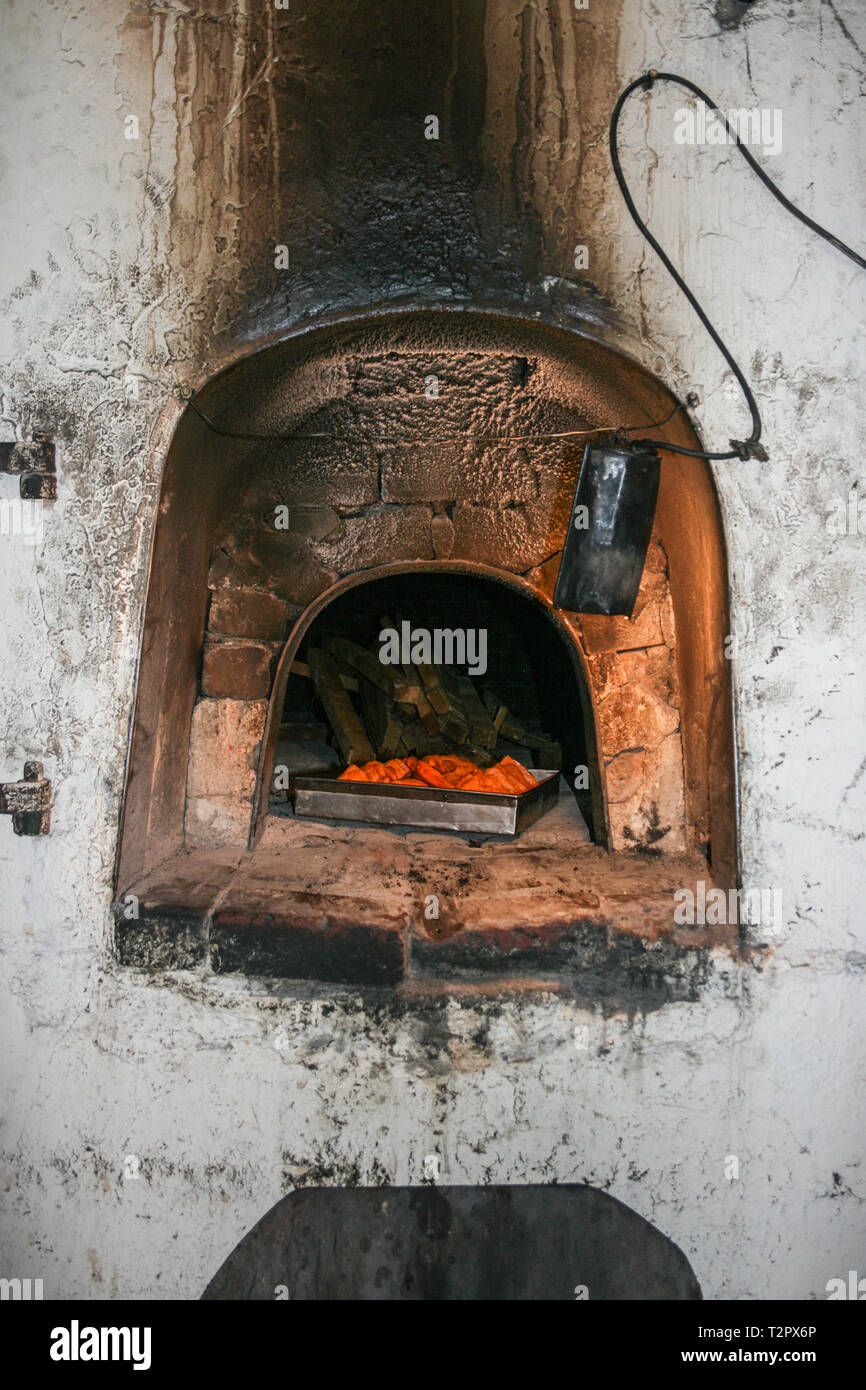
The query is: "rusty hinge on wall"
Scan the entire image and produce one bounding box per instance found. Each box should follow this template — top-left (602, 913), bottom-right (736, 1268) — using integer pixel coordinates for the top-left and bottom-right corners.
top-left (0, 434), bottom-right (57, 500)
top-left (0, 762), bottom-right (51, 835)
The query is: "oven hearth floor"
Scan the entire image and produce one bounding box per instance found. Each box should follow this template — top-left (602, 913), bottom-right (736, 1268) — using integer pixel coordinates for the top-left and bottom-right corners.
top-left (116, 790), bottom-right (736, 1001)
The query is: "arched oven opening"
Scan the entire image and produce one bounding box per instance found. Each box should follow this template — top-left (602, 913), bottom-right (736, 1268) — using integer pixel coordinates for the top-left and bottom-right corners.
top-left (267, 568), bottom-right (598, 838)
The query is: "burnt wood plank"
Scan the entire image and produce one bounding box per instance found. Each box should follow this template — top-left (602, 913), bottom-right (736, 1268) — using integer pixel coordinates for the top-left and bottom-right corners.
top-left (414, 659), bottom-right (451, 716)
top-left (401, 679), bottom-right (442, 735)
top-left (323, 635), bottom-right (420, 703)
top-left (308, 647), bottom-right (375, 765)
top-left (358, 677), bottom-right (405, 759)
top-left (292, 657), bottom-right (358, 692)
top-left (453, 675), bottom-right (498, 751)
top-left (483, 690), bottom-right (561, 767)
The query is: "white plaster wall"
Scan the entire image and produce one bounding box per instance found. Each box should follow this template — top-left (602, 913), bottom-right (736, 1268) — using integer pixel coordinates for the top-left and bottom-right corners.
top-left (0, 0), bottom-right (863, 1300)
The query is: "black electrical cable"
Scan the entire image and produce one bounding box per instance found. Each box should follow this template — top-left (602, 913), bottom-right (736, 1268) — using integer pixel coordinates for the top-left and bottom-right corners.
top-left (610, 70), bottom-right (865, 462)
top-left (183, 391), bottom-right (686, 446)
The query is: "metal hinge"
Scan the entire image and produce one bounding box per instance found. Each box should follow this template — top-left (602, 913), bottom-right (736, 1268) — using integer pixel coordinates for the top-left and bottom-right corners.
top-left (0, 434), bottom-right (57, 500)
top-left (0, 762), bottom-right (51, 835)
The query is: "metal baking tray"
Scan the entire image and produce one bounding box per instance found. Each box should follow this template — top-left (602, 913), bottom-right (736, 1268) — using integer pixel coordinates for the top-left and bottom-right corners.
top-left (292, 769), bottom-right (560, 837)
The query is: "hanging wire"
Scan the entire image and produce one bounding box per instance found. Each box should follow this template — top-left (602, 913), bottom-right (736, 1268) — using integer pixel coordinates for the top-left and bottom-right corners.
top-left (609, 70), bottom-right (865, 461)
top-left (183, 392), bottom-right (685, 447)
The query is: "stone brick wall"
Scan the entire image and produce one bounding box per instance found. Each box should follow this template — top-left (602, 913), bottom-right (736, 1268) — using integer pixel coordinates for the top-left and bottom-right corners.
top-left (184, 590), bottom-right (286, 845)
top-left (560, 541), bottom-right (685, 852)
top-left (185, 697), bottom-right (268, 848)
top-left (187, 331), bottom-right (687, 852)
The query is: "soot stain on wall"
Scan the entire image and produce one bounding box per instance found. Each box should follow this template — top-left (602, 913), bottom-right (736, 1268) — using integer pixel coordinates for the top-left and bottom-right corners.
top-left (113, 0), bottom-right (628, 378)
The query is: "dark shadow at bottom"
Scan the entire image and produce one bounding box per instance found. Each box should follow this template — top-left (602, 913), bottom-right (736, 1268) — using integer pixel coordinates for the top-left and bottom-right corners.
top-left (202, 1184), bottom-right (702, 1301)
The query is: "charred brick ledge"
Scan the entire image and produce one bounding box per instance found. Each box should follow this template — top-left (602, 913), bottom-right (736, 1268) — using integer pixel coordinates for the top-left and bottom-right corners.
top-left (113, 901), bottom-right (713, 1008)
top-left (114, 904), bottom-right (208, 971)
top-left (409, 917), bottom-right (712, 1010)
top-left (211, 910), bottom-right (405, 986)
top-left (113, 848), bottom-right (719, 1008)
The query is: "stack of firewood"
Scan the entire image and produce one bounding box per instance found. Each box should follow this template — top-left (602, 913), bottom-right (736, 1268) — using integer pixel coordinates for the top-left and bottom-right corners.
top-left (288, 621), bottom-right (561, 771)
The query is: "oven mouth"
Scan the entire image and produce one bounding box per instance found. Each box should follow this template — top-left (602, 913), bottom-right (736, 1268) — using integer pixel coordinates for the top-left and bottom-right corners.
top-left (113, 309), bottom-right (739, 999)
top-left (262, 567), bottom-right (599, 840)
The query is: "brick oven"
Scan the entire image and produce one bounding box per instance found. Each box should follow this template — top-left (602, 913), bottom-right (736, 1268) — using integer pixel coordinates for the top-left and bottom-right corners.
top-left (115, 310), bottom-right (737, 997)
top-left (4, 0), bottom-right (862, 1310)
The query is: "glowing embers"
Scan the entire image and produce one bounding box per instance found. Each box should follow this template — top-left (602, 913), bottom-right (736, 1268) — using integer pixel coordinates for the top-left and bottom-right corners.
top-left (338, 754), bottom-right (538, 792)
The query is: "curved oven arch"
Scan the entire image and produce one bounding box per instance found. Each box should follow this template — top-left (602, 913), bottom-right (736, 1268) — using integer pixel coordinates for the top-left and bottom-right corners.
top-left (114, 308), bottom-right (738, 984)
top-left (252, 559), bottom-right (606, 846)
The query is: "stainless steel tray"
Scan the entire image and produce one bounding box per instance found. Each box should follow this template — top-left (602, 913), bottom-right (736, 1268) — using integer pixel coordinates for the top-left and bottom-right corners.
top-left (292, 769), bottom-right (560, 837)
